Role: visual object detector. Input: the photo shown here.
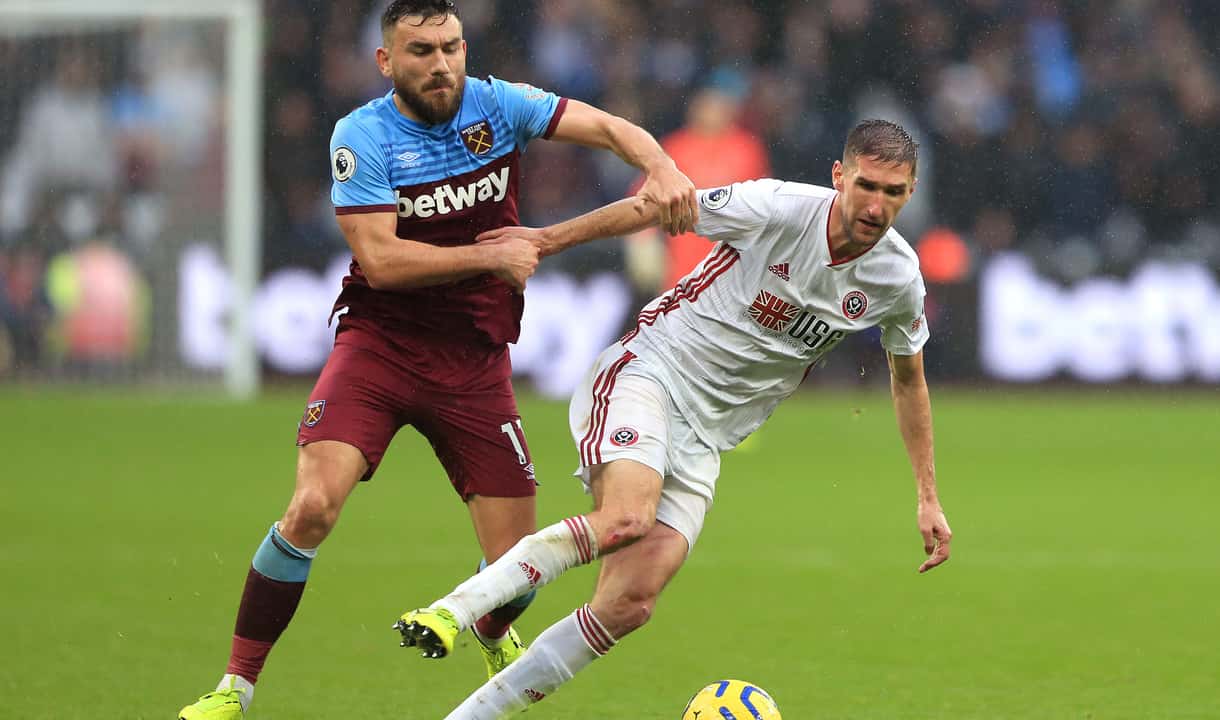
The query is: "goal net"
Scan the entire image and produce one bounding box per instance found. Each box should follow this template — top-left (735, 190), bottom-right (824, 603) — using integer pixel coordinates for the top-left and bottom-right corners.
top-left (0, 0), bottom-right (262, 396)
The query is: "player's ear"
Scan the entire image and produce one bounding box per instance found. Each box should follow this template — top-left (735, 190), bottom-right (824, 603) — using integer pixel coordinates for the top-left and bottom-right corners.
top-left (375, 46), bottom-right (393, 78)
top-left (831, 160), bottom-right (844, 192)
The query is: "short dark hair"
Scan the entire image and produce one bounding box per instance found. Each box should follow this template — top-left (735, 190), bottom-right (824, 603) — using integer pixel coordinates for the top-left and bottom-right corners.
top-left (381, 0), bottom-right (459, 34)
top-left (844, 119), bottom-right (919, 176)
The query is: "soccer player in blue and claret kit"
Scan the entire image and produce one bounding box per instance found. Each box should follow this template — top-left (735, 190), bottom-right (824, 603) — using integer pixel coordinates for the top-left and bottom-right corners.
top-left (178, 1), bottom-right (697, 718)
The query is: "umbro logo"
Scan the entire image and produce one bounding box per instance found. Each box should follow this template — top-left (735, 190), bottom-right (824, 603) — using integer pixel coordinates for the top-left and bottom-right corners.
top-left (518, 561), bottom-right (542, 587)
top-left (396, 150), bottom-right (422, 167)
top-left (768, 262), bottom-right (790, 281)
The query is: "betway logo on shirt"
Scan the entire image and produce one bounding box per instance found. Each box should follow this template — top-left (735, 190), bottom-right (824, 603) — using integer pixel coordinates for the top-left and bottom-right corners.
top-left (395, 166), bottom-right (510, 219)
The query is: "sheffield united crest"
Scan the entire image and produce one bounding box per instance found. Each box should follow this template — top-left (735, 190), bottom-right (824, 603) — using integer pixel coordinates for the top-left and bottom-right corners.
top-left (460, 120), bottom-right (494, 155)
top-left (610, 427), bottom-right (640, 447)
top-left (842, 290), bottom-right (868, 319)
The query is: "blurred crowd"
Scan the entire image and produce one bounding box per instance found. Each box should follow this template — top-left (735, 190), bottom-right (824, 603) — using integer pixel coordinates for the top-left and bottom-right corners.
top-left (1, 0), bottom-right (1219, 374)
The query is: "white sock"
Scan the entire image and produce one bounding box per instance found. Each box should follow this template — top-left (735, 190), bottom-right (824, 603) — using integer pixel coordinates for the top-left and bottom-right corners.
top-left (216, 673), bottom-right (255, 712)
top-left (444, 605), bottom-right (616, 720)
top-left (434, 516), bottom-right (598, 629)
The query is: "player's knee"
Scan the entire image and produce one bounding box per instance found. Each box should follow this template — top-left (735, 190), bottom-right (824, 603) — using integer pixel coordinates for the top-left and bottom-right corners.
top-left (602, 588), bottom-right (658, 636)
top-left (596, 510), bottom-right (655, 552)
top-left (282, 487), bottom-right (342, 544)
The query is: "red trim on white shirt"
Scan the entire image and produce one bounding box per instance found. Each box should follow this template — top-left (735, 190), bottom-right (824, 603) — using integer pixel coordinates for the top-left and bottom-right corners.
top-left (621, 245), bottom-right (740, 343)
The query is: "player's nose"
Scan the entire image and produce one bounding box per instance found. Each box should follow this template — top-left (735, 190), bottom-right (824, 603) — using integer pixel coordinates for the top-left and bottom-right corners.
top-left (432, 52), bottom-right (455, 74)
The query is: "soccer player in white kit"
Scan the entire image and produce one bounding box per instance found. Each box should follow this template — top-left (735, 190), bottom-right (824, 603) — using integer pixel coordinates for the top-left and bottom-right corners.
top-left (396, 119), bottom-right (953, 719)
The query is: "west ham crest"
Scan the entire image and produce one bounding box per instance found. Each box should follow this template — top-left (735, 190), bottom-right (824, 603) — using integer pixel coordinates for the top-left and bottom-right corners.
top-left (303, 400), bottom-right (326, 428)
top-left (460, 120), bottom-right (494, 156)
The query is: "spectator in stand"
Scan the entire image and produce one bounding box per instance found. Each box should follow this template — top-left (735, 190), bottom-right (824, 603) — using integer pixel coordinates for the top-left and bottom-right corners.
top-left (625, 70), bottom-right (770, 296)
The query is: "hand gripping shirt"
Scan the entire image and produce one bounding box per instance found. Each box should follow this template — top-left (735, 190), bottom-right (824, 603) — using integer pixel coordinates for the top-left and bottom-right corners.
top-left (620, 179), bottom-right (930, 451)
top-left (329, 77), bottom-right (566, 346)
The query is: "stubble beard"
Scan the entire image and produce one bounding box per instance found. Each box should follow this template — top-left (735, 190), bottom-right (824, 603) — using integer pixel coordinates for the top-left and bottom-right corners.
top-left (839, 206), bottom-right (863, 247)
top-left (395, 74), bottom-right (465, 125)
top-left (840, 206), bottom-right (884, 248)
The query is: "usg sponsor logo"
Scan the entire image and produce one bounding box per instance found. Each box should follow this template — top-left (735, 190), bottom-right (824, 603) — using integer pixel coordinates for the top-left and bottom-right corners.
top-left (395, 166), bottom-right (510, 219)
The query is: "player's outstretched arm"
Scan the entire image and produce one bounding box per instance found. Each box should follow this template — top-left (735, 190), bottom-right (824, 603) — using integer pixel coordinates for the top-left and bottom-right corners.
top-left (888, 350), bottom-right (952, 573)
top-left (337, 211), bottom-right (538, 291)
top-left (475, 197), bottom-right (661, 258)
top-left (548, 99), bottom-right (696, 236)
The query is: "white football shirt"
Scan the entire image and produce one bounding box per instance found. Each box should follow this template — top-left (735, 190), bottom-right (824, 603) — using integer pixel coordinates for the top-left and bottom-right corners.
top-left (620, 179), bottom-right (929, 451)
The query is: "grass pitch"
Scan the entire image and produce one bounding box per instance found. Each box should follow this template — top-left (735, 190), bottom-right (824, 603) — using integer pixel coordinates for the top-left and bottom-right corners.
top-left (2, 386), bottom-right (1217, 719)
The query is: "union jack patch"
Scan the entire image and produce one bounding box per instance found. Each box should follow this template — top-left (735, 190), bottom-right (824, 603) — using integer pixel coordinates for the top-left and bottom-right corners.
top-left (749, 290), bottom-right (799, 332)
top-left (303, 400), bottom-right (326, 428)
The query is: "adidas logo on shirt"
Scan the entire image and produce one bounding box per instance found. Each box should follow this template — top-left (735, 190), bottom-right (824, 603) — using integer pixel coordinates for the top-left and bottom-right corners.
top-left (768, 263), bottom-right (790, 281)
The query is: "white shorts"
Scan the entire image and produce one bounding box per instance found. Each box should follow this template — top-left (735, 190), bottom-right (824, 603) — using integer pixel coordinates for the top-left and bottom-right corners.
top-left (568, 344), bottom-right (720, 551)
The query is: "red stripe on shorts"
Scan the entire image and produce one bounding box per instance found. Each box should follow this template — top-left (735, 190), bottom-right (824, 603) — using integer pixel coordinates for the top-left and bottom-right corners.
top-left (579, 350), bottom-right (635, 466)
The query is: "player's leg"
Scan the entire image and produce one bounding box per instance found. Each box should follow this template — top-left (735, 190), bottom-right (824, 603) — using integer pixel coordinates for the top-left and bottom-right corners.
top-left (394, 375), bottom-right (542, 669)
top-left (398, 348), bottom-right (665, 643)
top-left (465, 495), bottom-right (536, 675)
top-left (179, 441), bottom-right (367, 720)
top-left (585, 517), bottom-right (688, 639)
top-left (395, 476), bottom-right (649, 659)
top-left (462, 407), bottom-right (539, 651)
top-left (440, 470), bottom-right (690, 720)
top-left (181, 331), bottom-right (400, 720)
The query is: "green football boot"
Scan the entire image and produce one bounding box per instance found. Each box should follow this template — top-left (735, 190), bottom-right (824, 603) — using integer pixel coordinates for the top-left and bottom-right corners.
top-left (474, 625), bottom-right (527, 679)
top-left (394, 607), bottom-right (460, 659)
top-left (177, 684), bottom-right (246, 720)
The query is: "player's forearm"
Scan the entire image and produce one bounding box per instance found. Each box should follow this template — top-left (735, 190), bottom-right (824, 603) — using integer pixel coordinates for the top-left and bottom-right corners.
top-left (600, 115), bottom-right (676, 176)
top-left (890, 374), bottom-right (939, 505)
top-left (540, 198), bottom-right (661, 254)
top-left (360, 236), bottom-right (494, 290)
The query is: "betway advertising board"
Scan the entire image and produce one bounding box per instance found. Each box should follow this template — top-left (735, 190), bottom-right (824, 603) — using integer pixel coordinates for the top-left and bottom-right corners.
top-left (981, 253), bottom-right (1220, 382)
top-left (179, 245), bottom-right (631, 397)
top-left (179, 246), bottom-right (1220, 391)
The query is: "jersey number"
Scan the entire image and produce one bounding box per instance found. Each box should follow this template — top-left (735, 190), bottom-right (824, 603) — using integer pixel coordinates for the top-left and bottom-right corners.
top-left (499, 419), bottom-right (528, 465)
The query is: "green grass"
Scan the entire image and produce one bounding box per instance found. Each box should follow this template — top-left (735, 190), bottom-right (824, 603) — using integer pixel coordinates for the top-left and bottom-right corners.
top-left (2, 386), bottom-right (1218, 719)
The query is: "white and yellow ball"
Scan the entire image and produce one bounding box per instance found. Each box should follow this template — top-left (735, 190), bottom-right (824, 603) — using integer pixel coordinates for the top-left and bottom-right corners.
top-left (681, 679), bottom-right (782, 720)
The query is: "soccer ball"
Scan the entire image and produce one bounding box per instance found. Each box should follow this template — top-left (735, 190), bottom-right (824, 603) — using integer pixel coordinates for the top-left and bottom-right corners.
top-left (681, 679), bottom-right (782, 720)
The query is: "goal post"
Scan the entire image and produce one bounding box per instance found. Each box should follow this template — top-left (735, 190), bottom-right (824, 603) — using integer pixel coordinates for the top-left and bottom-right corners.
top-left (0, 0), bottom-right (263, 397)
